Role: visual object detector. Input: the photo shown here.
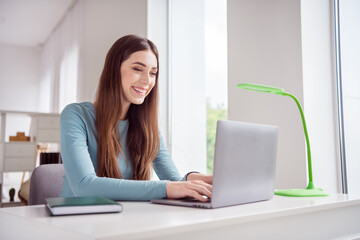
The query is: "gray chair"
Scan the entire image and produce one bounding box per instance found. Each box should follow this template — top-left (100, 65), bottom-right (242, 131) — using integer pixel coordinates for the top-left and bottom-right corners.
top-left (28, 164), bottom-right (65, 205)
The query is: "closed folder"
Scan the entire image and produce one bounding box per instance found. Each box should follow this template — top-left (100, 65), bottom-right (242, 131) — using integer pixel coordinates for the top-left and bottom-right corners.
top-left (45, 196), bottom-right (123, 216)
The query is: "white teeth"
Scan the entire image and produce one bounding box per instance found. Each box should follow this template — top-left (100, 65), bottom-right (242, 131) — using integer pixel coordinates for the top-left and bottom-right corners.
top-left (133, 87), bottom-right (146, 93)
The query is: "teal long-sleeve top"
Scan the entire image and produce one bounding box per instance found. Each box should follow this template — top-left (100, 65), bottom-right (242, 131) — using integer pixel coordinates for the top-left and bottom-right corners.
top-left (59, 102), bottom-right (183, 201)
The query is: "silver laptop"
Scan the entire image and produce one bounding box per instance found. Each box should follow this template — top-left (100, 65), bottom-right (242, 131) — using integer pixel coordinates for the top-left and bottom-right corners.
top-left (151, 120), bottom-right (278, 209)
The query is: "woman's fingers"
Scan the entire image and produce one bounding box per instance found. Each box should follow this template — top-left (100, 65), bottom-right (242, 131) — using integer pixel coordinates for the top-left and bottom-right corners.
top-left (187, 180), bottom-right (212, 198)
top-left (166, 180), bottom-right (212, 202)
top-left (187, 190), bottom-right (209, 202)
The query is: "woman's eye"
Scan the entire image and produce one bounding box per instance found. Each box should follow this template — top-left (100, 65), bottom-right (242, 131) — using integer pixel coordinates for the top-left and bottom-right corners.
top-left (133, 67), bottom-right (142, 72)
top-left (151, 72), bottom-right (157, 76)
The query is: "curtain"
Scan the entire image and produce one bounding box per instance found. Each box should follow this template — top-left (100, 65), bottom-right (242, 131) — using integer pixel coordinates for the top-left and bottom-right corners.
top-left (38, 0), bottom-right (84, 113)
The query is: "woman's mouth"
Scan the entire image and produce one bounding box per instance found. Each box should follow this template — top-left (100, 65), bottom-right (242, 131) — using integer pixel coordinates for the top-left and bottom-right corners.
top-left (132, 86), bottom-right (147, 96)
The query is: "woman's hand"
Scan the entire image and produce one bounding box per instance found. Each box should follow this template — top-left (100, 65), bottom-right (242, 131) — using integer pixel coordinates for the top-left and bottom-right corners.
top-left (166, 180), bottom-right (212, 202)
top-left (186, 172), bottom-right (213, 184)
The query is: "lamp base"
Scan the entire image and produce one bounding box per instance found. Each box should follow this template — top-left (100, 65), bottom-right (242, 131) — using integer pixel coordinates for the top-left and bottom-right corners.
top-left (274, 188), bottom-right (329, 197)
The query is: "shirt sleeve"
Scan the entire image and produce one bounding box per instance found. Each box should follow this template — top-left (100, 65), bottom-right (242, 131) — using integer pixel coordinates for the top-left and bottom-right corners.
top-left (152, 133), bottom-right (186, 181)
top-left (60, 104), bottom-right (169, 201)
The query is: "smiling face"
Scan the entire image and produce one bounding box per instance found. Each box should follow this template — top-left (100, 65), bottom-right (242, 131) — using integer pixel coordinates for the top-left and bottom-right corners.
top-left (120, 50), bottom-right (158, 110)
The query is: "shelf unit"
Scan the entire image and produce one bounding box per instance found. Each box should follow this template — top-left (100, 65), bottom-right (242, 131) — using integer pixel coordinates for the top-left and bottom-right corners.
top-left (0, 110), bottom-right (60, 207)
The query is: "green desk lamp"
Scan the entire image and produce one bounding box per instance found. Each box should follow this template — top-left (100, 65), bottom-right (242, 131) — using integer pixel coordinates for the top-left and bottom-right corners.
top-left (237, 83), bottom-right (329, 197)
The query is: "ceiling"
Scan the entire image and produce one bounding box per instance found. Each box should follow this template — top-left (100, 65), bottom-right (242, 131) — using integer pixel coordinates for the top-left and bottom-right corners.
top-left (0, 0), bottom-right (77, 47)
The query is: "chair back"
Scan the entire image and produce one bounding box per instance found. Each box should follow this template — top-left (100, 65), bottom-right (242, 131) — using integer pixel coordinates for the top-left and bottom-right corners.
top-left (28, 164), bottom-right (65, 205)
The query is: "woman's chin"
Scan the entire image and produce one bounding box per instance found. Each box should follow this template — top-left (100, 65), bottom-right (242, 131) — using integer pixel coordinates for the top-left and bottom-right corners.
top-left (131, 98), bottom-right (145, 105)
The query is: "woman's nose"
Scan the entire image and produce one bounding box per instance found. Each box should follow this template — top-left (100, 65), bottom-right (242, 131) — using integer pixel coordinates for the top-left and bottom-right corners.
top-left (141, 72), bottom-right (151, 84)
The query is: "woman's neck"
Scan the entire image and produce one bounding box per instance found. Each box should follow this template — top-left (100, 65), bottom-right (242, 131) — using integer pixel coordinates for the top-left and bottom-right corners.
top-left (119, 102), bottom-right (130, 120)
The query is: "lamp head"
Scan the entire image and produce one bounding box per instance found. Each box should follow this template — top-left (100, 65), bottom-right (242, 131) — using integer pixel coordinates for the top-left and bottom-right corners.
top-left (237, 83), bottom-right (284, 95)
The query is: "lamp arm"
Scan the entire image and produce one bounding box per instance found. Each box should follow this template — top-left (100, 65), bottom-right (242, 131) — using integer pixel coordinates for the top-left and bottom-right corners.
top-left (282, 92), bottom-right (314, 187)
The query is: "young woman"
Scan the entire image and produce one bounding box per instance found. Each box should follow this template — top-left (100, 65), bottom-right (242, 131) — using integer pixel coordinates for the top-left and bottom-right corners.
top-left (60, 35), bottom-right (212, 202)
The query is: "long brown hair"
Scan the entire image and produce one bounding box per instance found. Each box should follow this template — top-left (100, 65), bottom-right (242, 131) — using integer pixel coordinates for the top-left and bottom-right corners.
top-left (94, 35), bottom-right (160, 180)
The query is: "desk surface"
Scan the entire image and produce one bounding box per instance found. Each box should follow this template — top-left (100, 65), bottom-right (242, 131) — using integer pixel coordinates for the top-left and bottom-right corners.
top-left (1, 193), bottom-right (360, 240)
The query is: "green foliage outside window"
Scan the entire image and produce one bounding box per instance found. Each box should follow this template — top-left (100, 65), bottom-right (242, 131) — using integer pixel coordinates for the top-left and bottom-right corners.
top-left (206, 99), bottom-right (227, 174)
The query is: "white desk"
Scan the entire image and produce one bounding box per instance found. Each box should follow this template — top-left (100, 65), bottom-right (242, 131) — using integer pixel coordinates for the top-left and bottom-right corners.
top-left (1, 194), bottom-right (360, 240)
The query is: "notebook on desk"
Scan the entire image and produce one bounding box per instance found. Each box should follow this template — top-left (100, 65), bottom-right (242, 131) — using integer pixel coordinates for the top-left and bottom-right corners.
top-left (151, 120), bottom-right (278, 209)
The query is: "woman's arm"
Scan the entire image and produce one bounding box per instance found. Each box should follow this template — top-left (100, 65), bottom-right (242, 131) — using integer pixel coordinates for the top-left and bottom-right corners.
top-left (186, 172), bottom-right (213, 184)
top-left (152, 134), bottom-right (183, 181)
top-left (60, 104), bottom-right (169, 201)
top-left (152, 133), bottom-right (212, 201)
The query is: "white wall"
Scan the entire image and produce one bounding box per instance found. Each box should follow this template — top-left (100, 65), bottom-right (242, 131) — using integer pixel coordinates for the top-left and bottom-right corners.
top-left (301, 0), bottom-right (341, 193)
top-left (227, 0), bottom-right (307, 189)
top-left (0, 43), bottom-right (40, 112)
top-left (79, 0), bottom-right (148, 103)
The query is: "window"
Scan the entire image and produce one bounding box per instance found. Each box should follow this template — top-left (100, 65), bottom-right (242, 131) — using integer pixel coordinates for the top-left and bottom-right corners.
top-left (335, 0), bottom-right (360, 194)
top-left (204, 0), bottom-right (227, 173)
top-left (169, 0), bottom-right (227, 175)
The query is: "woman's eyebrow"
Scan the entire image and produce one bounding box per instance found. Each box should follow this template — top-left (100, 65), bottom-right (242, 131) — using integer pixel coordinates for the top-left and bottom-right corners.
top-left (132, 62), bottom-right (157, 70)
